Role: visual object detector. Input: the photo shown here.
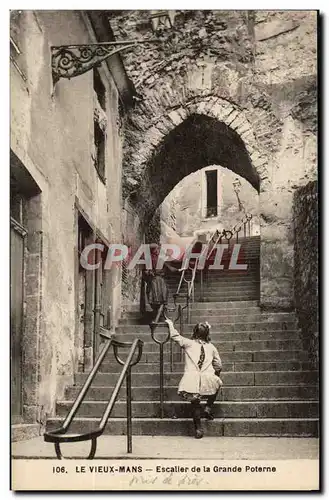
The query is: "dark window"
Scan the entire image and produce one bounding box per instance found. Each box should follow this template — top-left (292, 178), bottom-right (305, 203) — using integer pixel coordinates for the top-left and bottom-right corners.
top-left (10, 12), bottom-right (27, 84)
top-left (93, 69), bottom-right (106, 111)
top-left (94, 121), bottom-right (106, 182)
top-left (206, 170), bottom-right (218, 217)
top-left (93, 69), bottom-right (106, 183)
top-left (78, 215), bottom-right (92, 255)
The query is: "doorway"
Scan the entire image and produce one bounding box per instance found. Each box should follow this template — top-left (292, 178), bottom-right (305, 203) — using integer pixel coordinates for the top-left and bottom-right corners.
top-left (10, 216), bottom-right (26, 421)
top-left (76, 211), bottom-right (110, 369)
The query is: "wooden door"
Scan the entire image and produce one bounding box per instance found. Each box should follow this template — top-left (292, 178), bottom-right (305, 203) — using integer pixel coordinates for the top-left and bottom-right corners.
top-left (10, 219), bottom-right (26, 420)
top-left (93, 245), bottom-right (110, 362)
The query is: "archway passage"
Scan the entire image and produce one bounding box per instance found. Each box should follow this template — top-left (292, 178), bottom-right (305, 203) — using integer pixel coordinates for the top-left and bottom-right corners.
top-left (131, 114), bottom-right (260, 227)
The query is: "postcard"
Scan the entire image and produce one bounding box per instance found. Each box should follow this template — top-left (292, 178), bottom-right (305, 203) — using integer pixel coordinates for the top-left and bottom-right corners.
top-left (10, 9), bottom-right (319, 491)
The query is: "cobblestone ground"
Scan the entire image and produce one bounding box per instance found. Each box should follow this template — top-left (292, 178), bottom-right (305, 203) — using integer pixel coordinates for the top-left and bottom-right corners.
top-left (12, 436), bottom-right (319, 459)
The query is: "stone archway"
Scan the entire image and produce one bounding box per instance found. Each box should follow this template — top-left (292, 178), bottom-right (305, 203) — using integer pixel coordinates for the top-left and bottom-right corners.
top-left (122, 96), bottom-right (293, 311)
top-left (126, 99), bottom-right (266, 227)
top-left (116, 9), bottom-right (317, 312)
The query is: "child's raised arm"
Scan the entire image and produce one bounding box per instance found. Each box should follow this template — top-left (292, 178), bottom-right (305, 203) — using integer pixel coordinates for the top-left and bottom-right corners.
top-left (165, 319), bottom-right (193, 348)
top-left (212, 346), bottom-right (222, 374)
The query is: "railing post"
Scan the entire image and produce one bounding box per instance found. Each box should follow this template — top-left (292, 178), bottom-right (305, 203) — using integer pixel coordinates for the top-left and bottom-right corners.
top-left (170, 332), bottom-right (175, 373)
top-left (179, 305), bottom-right (183, 335)
top-left (179, 305), bottom-right (184, 363)
top-left (149, 304), bottom-right (169, 420)
top-left (126, 366), bottom-right (132, 453)
top-left (159, 342), bottom-right (164, 419)
top-left (200, 269), bottom-right (204, 302)
top-left (44, 336), bottom-right (144, 460)
top-left (186, 293), bottom-right (190, 324)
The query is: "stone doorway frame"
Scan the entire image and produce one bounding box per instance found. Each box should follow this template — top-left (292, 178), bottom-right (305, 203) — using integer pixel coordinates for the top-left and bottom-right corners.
top-left (10, 150), bottom-right (43, 424)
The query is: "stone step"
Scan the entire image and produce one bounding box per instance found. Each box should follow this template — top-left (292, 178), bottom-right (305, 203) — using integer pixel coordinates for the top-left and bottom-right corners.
top-left (65, 384), bottom-right (319, 402)
top-left (190, 301), bottom-right (260, 308)
top-left (195, 295), bottom-right (260, 301)
top-left (56, 400), bottom-right (319, 419)
top-left (123, 301), bottom-right (260, 312)
top-left (166, 272), bottom-right (260, 283)
top-left (168, 280), bottom-right (260, 288)
top-left (124, 307), bottom-right (262, 319)
top-left (169, 281), bottom-right (260, 288)
top-left (190, 287), bottom-right (260, 295)
top-left (106, 332), bottom-right (302, 349)
top-left (188, 312), bottom-right (295, 321)
top-left (189, 313), bottom-right (296, 322)
top-left (167, 278), bottom-right (260, 286)
top-left (46, 417), bottom-right (318, 437)
top-left (167, 283), bottom-right (259, 292)
top-left (170, 294), bottom-right (261, 303)
top-left (109, 338), bottom-right (303, 353)
top-left (166, 278), bottom-right (260, 288)
top-left (115, 322), bottom-right (297, 333)
top-left (11, 423), bottom-right (40, 442)
top-left (118, 314), bottom-right (295, 325)
top-left (190, 296), bottom-right (260, 302)
top-left (75, 370), bottom-right (318, 387)
top-left (164, 271), bottom-right (259, 279)
top-left (106, 333), bottom-right (302, 351)
top-left (190, 290), bottom-right (260, 296)
top-left (99, 360), bottom-right (312, 374)
top-left (201, 259), bottom-right (260, 266)
top-left (117, 349), bottom-right (309, 364)
top-left (176, 264), bottom-right (260, 272)
top-left (173, 299), bottom-right (263, 307)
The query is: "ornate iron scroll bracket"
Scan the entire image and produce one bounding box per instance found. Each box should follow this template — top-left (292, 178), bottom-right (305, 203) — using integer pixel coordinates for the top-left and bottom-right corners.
top-left (51, 40), bottom-right (161, 85)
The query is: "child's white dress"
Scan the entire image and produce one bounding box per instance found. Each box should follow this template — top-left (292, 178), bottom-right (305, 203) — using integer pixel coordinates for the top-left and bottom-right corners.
top-left (169, 327), bottom-right (223, 400)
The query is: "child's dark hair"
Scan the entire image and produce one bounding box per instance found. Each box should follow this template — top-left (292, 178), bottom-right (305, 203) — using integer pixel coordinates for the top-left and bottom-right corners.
top-left (192, 323), bottom-right (211, 343)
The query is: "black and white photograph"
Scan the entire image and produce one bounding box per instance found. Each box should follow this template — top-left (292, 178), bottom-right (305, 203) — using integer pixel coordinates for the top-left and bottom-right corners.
top-left (9, 9), bottom-right (319, 491)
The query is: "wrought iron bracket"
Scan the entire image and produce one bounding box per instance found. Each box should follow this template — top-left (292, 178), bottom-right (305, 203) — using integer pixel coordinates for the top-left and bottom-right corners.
top-left (51, 40), bottom-right (161, 85)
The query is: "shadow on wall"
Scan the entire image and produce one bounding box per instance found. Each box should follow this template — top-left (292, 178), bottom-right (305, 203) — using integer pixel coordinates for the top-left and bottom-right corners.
top-left (293, 180), bottom-right (318, 368)
top-left (159, 165), bottom-right (260, 238)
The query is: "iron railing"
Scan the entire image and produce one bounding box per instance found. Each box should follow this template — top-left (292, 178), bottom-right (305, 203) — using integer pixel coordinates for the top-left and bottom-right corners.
top-left (149, 303), bottom-right (182, 419)
top-left (44, 329), bottom-right (143, 459)
top-left (148, 213), bottom-right (254, 418)
top-left (219, 212), bottom-right (253, 244)
top-left (175, 213), bottom-right (254, 304)
top-left (174, 229), bottom-right (222, 314)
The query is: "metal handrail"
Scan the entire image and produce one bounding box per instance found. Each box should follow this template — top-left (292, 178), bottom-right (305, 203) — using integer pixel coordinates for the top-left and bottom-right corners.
top-left (220, 213), bottom-right (253, 244)
top-left (44, 330), bottom-right (143, 459)
top-left (174, 212), bottom-right (254, 310)
top-left (175, 231), bottom-right (220, 318)
top-left (149, 303), bottom-right (182, 418)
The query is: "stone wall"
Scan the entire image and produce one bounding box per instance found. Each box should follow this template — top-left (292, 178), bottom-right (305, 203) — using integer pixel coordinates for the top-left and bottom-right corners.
top-left (110, 10), bottom-right (317, 311)
top-left (160, 166), bottom-right (260, 238)
top-left (145, 208), bottom-right (161, 243)
top-left (293, 181), bottom-right (318, 367)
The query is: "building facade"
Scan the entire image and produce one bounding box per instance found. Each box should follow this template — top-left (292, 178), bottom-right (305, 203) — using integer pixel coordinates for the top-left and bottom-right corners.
top-left (10, 10), bottom-right (132, 437)
top-left (159, 166), bottom-right (260, 239)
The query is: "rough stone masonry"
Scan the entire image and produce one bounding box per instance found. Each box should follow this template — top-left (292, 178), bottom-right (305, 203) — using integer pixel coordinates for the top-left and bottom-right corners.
top-left (293, 181), bottom-right (318, 368)
top-left (111, 10), bottom-right (317, 310)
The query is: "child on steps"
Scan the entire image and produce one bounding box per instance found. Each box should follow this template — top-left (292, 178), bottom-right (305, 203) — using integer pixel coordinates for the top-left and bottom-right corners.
top-left (165, 318), bottom-right (223, 439)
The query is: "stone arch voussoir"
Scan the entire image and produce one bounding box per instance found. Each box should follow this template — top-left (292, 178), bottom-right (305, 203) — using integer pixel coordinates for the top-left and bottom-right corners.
top-left (128, 96), bottom-right (270, 192)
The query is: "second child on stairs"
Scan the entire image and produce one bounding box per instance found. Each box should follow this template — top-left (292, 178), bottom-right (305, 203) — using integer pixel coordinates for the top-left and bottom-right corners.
top-left (165, 319), bottom-right (223, 439)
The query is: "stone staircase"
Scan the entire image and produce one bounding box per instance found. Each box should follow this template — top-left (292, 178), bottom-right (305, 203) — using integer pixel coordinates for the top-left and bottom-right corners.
top-left (46, 236), bottom-right (319, 438)
top-left (170, 235), bottom-right (260, 303)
